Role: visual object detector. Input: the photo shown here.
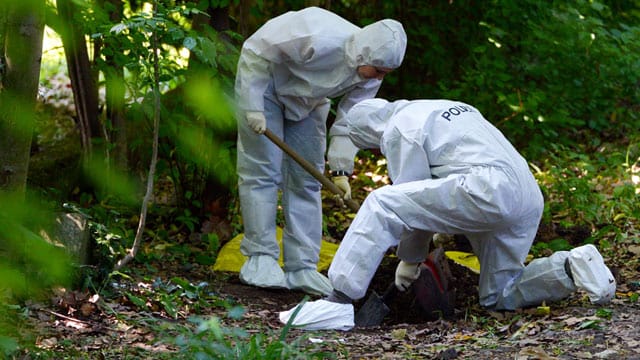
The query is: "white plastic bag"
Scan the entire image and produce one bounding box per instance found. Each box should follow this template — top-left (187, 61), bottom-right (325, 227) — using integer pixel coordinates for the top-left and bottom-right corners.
top-left (279, 300), bottom-right (354, 331)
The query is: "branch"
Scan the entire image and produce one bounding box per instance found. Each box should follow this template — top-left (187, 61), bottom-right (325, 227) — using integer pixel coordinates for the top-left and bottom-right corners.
top-left (114, 1), bottom-right (161, 271)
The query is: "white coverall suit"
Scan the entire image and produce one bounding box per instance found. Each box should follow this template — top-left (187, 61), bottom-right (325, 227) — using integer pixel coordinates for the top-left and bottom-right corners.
top-left (328, 99), bottom-right (615, 310)
top-left (234, 7), bottom-right (407, 295)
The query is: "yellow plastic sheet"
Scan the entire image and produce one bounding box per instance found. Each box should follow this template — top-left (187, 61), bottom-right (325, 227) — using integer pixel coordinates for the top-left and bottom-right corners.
top-left (212, 227), bottom-right (339, 272)
top-left (213, 229), bottom-right (522, 276)
top-left (444, 251), bottom-right (533, 274)
top-left (445, 251), bottom-right (481, 274)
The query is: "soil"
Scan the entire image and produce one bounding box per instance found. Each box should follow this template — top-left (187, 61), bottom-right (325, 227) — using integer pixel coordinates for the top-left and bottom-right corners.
top-left (20, 222), bottom-right (640, 359)
top-left (211, 234), bottom-right (640, 360)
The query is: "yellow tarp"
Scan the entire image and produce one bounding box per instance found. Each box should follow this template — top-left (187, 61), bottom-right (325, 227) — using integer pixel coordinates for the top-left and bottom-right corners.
top-left (212, 227), bottom-right (339, 272)
top-left (445, 251), bottom-right (481, 274)
top-left (444, 251), bottom-right (533, 274)
top-left (212, 227), bottom-right (486, 275)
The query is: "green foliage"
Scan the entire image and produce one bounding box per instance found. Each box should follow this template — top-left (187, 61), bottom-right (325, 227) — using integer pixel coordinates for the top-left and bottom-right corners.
top-left (0, 334), bottom-right (19, 358)
top-left (0, 193), bottom-right (71, 355)
top-left (577, 318), bottom-right (602, 330)
top-left (84, 156), bottom-right (142, 207)
top-left (322, 0), bottom-right (640, 157)
top-left (534, 139), bottom-right (640, 249)
top-left (441, 0), bottom-right (640, 156)
top-left (80, 0), bottom-right (240, 221)
top-left (171, 297), bottom-right (334, 359)
top-left (531, 238), bottom-right (573, 256)
top-left (162, 75), bottom-right (238, 212)
top-left (595, 307), bottom-right (613, 319)
top-left (95, 3), bottom-right (192, 91)
top-left (63, 201), bottom-right (134, 265)
top-left (120, 276), bottom-right (213, 318)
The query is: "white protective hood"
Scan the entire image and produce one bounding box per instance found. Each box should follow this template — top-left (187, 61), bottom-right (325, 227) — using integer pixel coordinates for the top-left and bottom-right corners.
top-left (345, 98), bottom-right (391, 149)
top-left (345, 98), bottom-right (412, 149)
top-left (346, 19), bottom-right (407, 69)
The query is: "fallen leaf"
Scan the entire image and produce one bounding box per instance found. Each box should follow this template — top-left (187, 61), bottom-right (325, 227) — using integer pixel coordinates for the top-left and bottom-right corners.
top-left (535, 306), bottom-right (551, 316)
top-left (80, 302), bottom-right (96, 317)
top-left (391, 328), bottom-right (407, 340)
top-left (518, 346), bottom-right (557, 359)
top-left (628, 245), bottom-right (640, 256)
top-left (563, 316), bottom-right (598, 326)
top-left (593, 349), bottom-right (618, 359)
top-left (63, 319), bottom-right (87, 330)
top-left (573, 351), bottom-right (594, 359)
top-left (38, 337), bottom-right (58, 349)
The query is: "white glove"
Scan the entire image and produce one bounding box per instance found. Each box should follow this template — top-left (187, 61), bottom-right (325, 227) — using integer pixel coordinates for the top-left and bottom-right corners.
top-left (246, 111), bottom-right (266, 134)
top-left (332, 175), bottom-right (352, 201)
top-left (395, 261), bottom-right (421, 291)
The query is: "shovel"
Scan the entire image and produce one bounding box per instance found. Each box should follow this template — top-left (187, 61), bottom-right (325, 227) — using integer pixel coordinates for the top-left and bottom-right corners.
top-left (263, 129), bottom-right (360, 212)
top-left (354, 281), bottom-right (399, 327)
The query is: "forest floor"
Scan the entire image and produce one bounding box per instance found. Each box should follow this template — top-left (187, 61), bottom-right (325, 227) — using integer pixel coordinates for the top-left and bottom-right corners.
top-left (16, 219), bottom-right (640, 360)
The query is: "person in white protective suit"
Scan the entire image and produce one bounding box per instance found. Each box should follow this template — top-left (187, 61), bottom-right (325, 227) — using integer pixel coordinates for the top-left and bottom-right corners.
top-left (279, 98), bottom-right (617, 330)
top-left (234, 7), bottom-right (407, 296)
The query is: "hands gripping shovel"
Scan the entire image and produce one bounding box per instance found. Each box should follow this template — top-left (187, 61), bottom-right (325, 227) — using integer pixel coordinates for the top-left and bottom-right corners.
top-left (263, 129), bottom-right (359, 212)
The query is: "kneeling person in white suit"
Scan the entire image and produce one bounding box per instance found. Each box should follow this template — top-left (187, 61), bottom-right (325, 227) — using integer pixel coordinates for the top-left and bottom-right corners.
top-left (279, 98), bottom-right (617, 331)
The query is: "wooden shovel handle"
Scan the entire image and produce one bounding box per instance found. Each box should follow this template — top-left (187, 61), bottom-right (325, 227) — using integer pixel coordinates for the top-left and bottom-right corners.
top-left (263, 129), bottom-right (360, 212)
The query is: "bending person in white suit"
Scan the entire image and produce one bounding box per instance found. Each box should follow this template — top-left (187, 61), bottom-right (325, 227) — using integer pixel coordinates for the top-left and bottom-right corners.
top-left (280, 98), bottom-right (617, 330)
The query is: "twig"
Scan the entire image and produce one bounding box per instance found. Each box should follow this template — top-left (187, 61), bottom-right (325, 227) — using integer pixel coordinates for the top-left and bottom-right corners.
top-left (42, 309), bottom-right (93, 325)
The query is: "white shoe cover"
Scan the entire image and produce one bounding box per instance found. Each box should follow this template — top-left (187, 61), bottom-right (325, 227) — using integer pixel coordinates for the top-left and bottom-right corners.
top-left (279, 299), bottom-right (354, 331)
top-left (569, 244), bottom-right (616, 304)
top-left (239, 255), bottom-right (287, 289)
top-left (286, 269), bottom-right (333, 296)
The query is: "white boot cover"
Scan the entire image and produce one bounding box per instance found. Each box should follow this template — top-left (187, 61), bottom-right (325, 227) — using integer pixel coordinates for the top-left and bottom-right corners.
top-left (239, 255), bottom-right (287, 289)
top-left (286, 269), bottom-right (333, 296)
top-left (569, 244), bottom-right (616, 305)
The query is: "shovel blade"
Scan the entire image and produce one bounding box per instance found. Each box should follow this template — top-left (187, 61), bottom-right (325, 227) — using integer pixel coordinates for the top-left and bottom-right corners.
top-left (354, 291), bottom-right (390, 327)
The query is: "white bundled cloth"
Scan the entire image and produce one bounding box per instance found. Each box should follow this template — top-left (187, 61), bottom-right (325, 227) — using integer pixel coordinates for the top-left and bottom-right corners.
top-left (279, 300), bottom-right (354, 331)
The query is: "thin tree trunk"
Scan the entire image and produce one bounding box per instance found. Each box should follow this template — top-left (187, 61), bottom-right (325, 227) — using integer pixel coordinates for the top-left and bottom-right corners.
top-left (114, 3), bottom-right (161, 271)
top-left (237, 0), bottom-right (250, 38)
top-left (0, 0), bottom-right (45, 196)
top-left (56, 0), bottom-right (99, 162)
top-left (102, 0), bottom-right (128, 169)
top-left (0, 2), bottom-right (7, 67)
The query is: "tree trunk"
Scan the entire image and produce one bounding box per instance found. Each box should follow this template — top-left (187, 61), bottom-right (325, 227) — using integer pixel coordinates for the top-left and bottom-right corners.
top-left (0, 0), bottom-right (45, 196)
top-left (236, 0), bottom-right (251, 38)
top-left (102, 0), bottom-right (128, 169)
top-left (0, 2), bottom-right (6, 65)
top-left (56, 0), bottom-right (100, 161)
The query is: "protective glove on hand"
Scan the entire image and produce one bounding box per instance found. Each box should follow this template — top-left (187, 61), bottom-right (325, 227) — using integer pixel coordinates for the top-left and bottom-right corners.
top-left (332, 175), bottom-right (352, 201)
top-left (246, 111), bottom-right (266, 134)
top-left (395, 261), bottom-right (422, 291)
